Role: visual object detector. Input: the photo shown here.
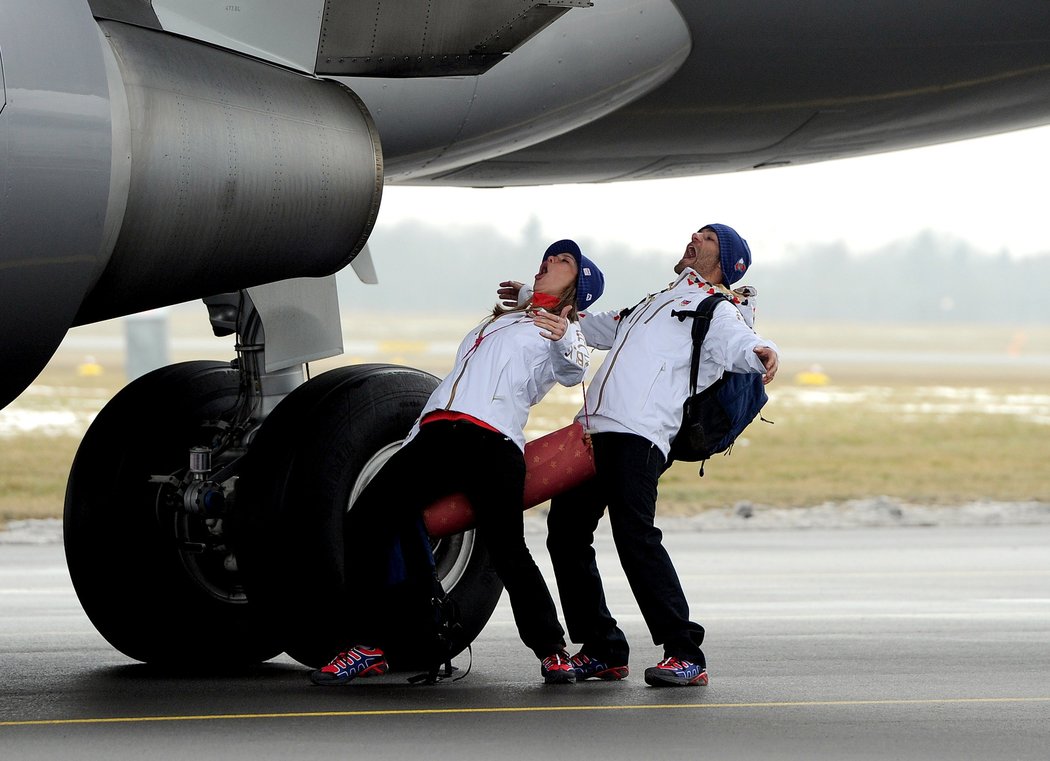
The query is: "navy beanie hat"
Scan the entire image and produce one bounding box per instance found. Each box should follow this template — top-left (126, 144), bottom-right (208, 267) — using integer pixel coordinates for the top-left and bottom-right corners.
top-left (703, 223), bottom-right (751, 286)
top-left (542, 239), bottom-right (605, 310)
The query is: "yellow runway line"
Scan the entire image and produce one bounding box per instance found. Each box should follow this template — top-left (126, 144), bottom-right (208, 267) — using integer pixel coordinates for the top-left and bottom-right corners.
top-left (3, 696), bottom-right (1050, 728)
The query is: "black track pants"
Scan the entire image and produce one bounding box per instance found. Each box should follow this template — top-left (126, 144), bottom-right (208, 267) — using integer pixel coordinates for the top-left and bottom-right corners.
top-left (546, 431), bottom-right (705, 664)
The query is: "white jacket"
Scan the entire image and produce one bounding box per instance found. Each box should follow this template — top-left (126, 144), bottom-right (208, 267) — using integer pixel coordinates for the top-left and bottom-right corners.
top-left (576, 269), bottom-right (778, 458)
top-left (407, 309), bottom-right (589, 451)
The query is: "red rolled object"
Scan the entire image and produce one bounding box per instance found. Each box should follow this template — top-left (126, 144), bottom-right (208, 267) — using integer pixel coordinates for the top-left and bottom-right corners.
top-left (421, 421), bottom-right (596, 538)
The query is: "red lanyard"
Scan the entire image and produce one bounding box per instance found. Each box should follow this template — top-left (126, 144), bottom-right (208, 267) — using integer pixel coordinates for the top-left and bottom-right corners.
top-left (462, 315), bottom-right (528, 362)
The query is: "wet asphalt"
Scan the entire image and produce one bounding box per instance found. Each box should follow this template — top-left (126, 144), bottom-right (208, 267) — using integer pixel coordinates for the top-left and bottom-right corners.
top-left (2, 523), bottom-right (1049, 760)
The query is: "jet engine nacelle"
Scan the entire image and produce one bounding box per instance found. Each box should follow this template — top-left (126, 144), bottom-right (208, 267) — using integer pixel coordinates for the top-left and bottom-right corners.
top-left (0, 3), bottom-right (382, 408)
top-left (77, 19), bottom-right (383, 324)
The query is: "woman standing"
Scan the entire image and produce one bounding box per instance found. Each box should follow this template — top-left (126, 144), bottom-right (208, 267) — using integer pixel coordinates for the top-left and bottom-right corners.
top-left (311, 239), bottom-right (604, 686)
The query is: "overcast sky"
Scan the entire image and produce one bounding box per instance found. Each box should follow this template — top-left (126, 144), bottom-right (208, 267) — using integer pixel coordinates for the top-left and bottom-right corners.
top-left (377, 124), bottom-right (1050, 265)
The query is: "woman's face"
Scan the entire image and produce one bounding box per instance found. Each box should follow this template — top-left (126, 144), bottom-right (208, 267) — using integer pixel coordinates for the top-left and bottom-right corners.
top-left (533, 252), bottom-right (578, 296)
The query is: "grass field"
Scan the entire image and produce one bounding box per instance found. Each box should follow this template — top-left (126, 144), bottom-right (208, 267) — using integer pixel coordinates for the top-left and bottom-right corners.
top-left (1, 315), bottom-right (1048, 527)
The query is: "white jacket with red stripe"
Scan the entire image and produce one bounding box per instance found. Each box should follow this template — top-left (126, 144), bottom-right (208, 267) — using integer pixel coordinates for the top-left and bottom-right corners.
top-left (576, 269), bottom-right (778, 458)
top-left (406, 308), bottom-right (589, 451)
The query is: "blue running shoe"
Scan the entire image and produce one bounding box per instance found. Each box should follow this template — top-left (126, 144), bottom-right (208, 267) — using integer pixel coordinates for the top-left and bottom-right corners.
top-left (570, 652), bottom-right (629, 681)
top-left (310, 645), bottom-right (389, 686)
top-left (541, 650), bottom-right (577, 684)
top-left (643, 656), bottom-right (709, 687)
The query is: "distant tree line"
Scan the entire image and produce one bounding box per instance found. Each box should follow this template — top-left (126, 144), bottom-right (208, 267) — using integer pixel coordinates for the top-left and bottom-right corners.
top-left (337, 221), bottom-right (1050, 324)
top-left (758, 231), bottom-right (1049, 323)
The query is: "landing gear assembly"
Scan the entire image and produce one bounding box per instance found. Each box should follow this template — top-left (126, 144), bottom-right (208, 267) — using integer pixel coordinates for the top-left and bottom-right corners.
top-left (63, 282), bottom-right (503, 669)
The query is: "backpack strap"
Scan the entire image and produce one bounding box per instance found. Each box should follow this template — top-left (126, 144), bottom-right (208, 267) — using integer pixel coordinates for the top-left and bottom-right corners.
top-left (671, 293), bottom-right (728, 395)
top-left (406, 577), bottom-right (470, 685)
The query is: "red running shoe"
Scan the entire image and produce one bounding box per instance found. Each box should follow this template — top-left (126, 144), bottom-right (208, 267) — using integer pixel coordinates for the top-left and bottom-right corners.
top-left (570, 652), bottom-right (629, 681)
top-left (540, 650), bottom-right (577, 684)
top-left (310, 645), bottom-right (389, 686)
top-left (643, 656), bottom-right (709, 687)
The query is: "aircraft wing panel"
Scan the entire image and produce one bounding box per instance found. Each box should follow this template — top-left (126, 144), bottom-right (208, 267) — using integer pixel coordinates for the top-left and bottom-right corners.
top-left (148, 0), bottom-right (328, 73)
top-left (93, 0), bottom-right (591, 77)
top-left (87, 0), bottom-right (161, 29)
top-left (316, 0), bottom-right (590, 76)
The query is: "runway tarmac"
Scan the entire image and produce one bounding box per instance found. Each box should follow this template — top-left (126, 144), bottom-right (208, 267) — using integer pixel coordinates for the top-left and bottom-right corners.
top-left (2, 523), bottom-right (1049, 760)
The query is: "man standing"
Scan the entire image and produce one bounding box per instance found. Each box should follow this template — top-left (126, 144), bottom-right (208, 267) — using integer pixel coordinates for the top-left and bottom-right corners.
top-left (524, 224), bottom-right (778, 687)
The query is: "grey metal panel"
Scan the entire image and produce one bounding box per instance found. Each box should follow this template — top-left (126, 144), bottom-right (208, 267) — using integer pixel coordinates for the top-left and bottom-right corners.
top-left (0, 0), bottom-right (113, 409)
top-left (149, 1), bottom-right (328, 74)
top-left (349, 243), bottom-right (378, 284)
top-left (316, 0), bottom-right (588, 76)
top-left (87, 0), bottom-right (162, 29)
top-left (74, 20), bottom-right (384, 324)
top-left (247, 276), bottom-right (343, 372)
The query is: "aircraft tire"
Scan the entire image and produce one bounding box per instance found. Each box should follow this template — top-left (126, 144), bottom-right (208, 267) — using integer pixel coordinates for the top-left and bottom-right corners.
top-left (233, 363), bottom-right (505, 670)
top-left (63, 361), bottom-right (284, 667)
